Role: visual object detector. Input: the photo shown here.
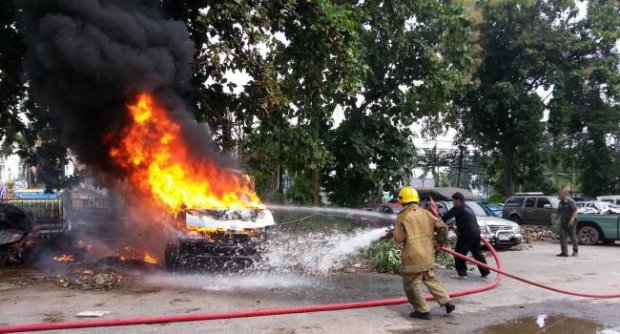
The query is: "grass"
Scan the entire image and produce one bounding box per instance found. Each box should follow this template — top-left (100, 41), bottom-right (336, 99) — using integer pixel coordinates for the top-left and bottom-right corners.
top-left (273, 211), bottom-right (352, 232)
top-left (362, 240), bottom-right (456, 274)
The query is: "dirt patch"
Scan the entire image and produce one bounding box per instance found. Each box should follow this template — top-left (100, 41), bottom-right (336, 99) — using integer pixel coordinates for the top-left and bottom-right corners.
top-left (42, 311), bottom-right (65, 323)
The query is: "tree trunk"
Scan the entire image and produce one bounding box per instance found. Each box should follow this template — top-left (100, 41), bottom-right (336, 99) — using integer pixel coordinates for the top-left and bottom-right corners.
top-left (312, 170), bottom-right (320, 205)
top-left (502, 153), bottom-right (517, 196)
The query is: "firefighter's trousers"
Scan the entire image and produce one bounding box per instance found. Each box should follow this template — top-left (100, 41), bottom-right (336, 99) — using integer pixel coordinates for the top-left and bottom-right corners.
top-left (402, 268), bottom-right (451, 313)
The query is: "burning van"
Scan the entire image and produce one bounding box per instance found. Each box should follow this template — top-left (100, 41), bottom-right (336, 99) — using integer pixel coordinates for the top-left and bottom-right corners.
top-left (163, 207), bottom-right (275, 270)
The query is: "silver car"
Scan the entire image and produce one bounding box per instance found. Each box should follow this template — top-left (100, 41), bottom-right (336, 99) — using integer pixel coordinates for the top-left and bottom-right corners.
top-left (429, 199), bottom-right (523, 249)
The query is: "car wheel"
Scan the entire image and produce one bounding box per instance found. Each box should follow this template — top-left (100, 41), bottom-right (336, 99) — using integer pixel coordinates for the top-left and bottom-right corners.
top-left (509, 215), bottom-right (523, 225)
top-left (0, 246), bottom-right (9, 267)
top-left (164, 242), bottom-right (180, 271)
top-left (578, 225), bottom-right (600, 245)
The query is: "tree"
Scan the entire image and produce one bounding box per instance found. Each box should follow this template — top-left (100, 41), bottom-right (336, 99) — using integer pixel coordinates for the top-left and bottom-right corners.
top-left (417, 146), bottom-right (454, 187)
top-left (324, 0), bottom-right (474, 206)
top-left (0, 1), bottom-right (27, 154)
top-left (548, 0), bottom-right (620, 196)
top-left (1, 2), bottom-right (70, 191)
top-left (443, 150), bottom-right (483, 189)
top-left (461, 0), bottom-right (572, 196)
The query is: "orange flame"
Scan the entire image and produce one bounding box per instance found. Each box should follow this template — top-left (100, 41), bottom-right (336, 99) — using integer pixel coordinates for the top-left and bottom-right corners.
top-left (143, 253), bottom-right (158, 265)
top-left (109, 93), bottom-right (262, 210)
top-left (53, 254), bottom-right (75, 262)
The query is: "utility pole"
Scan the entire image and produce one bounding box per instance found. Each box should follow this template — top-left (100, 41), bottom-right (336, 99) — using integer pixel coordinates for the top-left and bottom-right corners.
top-left (456, 145), bottom-right (465, 188)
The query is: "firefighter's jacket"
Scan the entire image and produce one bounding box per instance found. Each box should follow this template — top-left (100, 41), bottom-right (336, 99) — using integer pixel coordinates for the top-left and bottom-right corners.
top-left (393, 204), bottom-right (448, 274)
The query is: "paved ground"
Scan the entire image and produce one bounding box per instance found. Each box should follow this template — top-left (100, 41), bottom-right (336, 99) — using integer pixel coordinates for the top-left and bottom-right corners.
top-left (1, 240), bottom-right (620, 333)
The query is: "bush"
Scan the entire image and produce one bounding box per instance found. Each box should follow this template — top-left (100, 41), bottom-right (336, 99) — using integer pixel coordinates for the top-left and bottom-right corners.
top-left (362, 240), bottom-right (456, 273)
top-left (486, 193), bottom-right (506, 204)
top-left (362, 240), bottom-right (401, 273)
top-left (434, 241), bottom-right (456, 270)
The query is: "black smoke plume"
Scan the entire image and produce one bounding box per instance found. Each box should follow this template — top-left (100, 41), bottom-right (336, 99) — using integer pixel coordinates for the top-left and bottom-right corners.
top-left (15, 0), bottom-right (234, 180)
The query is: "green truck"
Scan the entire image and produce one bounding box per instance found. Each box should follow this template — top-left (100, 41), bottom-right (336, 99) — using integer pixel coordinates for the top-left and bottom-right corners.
top-left (554, 214), bottom-right (620, 245)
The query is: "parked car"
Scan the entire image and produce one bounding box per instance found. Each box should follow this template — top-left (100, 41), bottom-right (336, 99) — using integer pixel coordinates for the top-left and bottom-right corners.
top-left (596, 195), bottom-right (620, 206)
top-left (0, 203), bottom-right (36, 267)
top-left (482, 202), bottom-right (503, 217)
top-left (354, 202), bottom-right (403, 227)
top-left (576, 202), bottom-right (599, 215)
top-left (502, 193), bottom-right (559, 225)
top-left (576, 201), bottom-right (620, 215)
top-left (552, 214), bottom-right (620, 245)
top-left (415, 188), bottom-right (523, 249)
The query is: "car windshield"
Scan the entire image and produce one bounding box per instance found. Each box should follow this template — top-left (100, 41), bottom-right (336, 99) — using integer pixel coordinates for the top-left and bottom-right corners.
top-left (549, 198), bottom-right (560, 208)
top-left (465, 201), bottom-right (491, 217)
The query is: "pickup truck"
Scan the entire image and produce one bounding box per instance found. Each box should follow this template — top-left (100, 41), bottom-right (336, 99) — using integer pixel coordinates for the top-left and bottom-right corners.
top-left (554, 214), bottom-right (620, 245)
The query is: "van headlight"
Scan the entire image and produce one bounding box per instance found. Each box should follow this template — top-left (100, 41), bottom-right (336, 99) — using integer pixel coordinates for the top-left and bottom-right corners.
top-left (482, 225), bottom-right (492, 235)
top-left (512, 225), bottom-right (521, 233)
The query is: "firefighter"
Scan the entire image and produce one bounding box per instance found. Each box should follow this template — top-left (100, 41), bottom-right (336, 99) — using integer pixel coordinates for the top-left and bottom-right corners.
top-left (394, 186), bottom-right (456, 320)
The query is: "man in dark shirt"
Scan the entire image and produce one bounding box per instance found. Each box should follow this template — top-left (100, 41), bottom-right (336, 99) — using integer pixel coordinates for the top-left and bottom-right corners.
top-left (441, 192), bottom-right (491, 279)
top-left (557, 190), bottom-right (579, 257)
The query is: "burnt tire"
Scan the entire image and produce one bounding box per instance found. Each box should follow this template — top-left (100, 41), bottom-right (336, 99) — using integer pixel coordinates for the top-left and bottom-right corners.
top-left (164, 243), bottom-right (181, 271)
top-left (0, 246), bottom-right (8, 267)
top-left (509, 215), bottom-right (523, 225)
top-left (578, 225), bottom-right (600, 245)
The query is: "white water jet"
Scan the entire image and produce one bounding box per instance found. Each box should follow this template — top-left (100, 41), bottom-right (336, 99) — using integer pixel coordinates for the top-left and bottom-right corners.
top-left (143, 273), bottom-right (317, 291)
top-left (259, 228), bottom-right (388, 274)
top-left (267, 204), bottom-right (395, 221)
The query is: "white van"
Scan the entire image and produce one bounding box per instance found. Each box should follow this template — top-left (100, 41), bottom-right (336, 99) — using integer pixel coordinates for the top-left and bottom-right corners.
top-left (596, 195), bottom-right (620, 205)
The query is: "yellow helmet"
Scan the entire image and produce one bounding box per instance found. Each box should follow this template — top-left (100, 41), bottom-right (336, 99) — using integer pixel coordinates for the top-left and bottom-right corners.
top-left (398, 186), bottom-right (419, 204)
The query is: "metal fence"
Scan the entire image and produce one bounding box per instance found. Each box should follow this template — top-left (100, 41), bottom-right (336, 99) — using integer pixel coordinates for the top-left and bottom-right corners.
top-left (5, 198), bottom-right (67, 236)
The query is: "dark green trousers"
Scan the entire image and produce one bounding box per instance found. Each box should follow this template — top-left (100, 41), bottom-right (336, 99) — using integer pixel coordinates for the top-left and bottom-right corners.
top-left (560, 222), bottom-right (578, 254)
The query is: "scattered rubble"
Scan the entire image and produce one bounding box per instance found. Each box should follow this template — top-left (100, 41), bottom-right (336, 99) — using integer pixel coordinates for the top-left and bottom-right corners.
top-left (520, 225), bottom-right (558, 243)
top-left (0, 263), bottom-right (126, 290)
top-left (331, 255), bottom-right (375, 274)
top-left (56, 266), bottom-right (124, 290)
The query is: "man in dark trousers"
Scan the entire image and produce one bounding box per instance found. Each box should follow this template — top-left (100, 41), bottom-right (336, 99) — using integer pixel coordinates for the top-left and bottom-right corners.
top-left (441, 192), bottom-right (491, 279)
top-left (557, 189), bottom-right (579, 257)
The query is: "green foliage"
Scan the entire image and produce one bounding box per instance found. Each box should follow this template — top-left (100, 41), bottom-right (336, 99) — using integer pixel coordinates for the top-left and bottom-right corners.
top-left (363, 239), bottom-right (456, 273)
top-left (0, 1), bottom-right (27, 154)
top-left (285, 173), bottom-right (314, 205)
top-left (486, 193), bottom-right (506, 204)
top-left (324, 0), bottom-right (474, 206)
top-left (434, 242), bottom-right (456, 270)
top-left (419, 146), bottom-right (456, 187)
top-left (1, 0), bottom-right (618, 201)
top-left (273, 211), bottom-right (351, 232)
top-left (363, 239), bottom-right (402, 273)
top-left (460, 0), bottom-right (586, 196)
top-left (546, 0), bottom-right (620, 196)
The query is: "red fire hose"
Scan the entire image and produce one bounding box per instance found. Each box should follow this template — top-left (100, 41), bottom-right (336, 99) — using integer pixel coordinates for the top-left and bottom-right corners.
top-left (440, 245), bottom-right (620, 298)
top-left (0, 238), bottom-right (502, 333)
top-left (0, 238), bottom-right (617, 333)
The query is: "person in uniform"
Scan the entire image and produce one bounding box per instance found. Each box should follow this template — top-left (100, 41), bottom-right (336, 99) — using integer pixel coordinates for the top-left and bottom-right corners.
top-left (394, 186), bottom-right (456, 320)
top-left (557, 189), bottom-right (579, 257)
